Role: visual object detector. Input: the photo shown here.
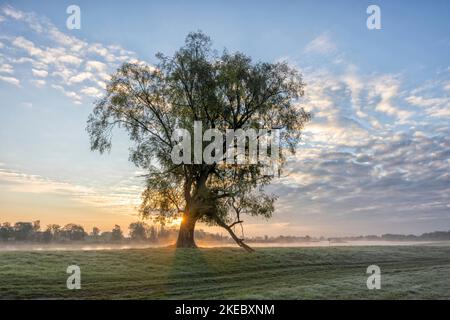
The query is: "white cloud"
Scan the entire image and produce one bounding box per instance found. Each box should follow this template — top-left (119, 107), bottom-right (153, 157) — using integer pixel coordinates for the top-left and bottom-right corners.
top-left (96, 80), bottom-right (107, 89)
top-left (405, 89), bottom-right (450, 118)
top-left (86, 60), bottom-right (107, 72)
top-left (48, 28), bottom-right (86, 51)
top-left (52, 69), bottom-right (73, 82)
top-left (369, 75), bottom-right (412, 122)
top-left (0, 167), bottom-right (94, 196)
top-left (0, 166), bottom-right (141, 212)
top-left (51, 84), bottom-right (82, 103)
top-left (31, 68), bottom-right (48, 77)
top-left (69, 72), bottom-right (94, 84)
top-left (0, 75), bottom-right (20, 86)
top-left (305, 33), bottom-right (336, 54)
top-left (1, 5), bottom-right (146, 105)
top-left (58, 54), bottom-right (83, 65)
top-left (0, 63), bottom-right (14, 74)
top-left (12, 36), bottom-right (42, 56)
top-left (2, 5), bottom-right (24, 19)
top-left (405, 95), bottom-right (447, 108)
top-left (303, 120), bottom-right (369, 148)
top-left (88, 43), bottom-right (109, 57)
top-left (30, 79), bottom-right (46, 87)
top-left (342, 74), bottom-right (365, 117)
top-left (443, 81), bottom-right (450, 91)
top-left (81, 86), bottom-right (102, 98)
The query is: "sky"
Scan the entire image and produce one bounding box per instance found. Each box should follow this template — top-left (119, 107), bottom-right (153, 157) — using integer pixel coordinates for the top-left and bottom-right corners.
top-left (0, 0), bottom-right (449, 237)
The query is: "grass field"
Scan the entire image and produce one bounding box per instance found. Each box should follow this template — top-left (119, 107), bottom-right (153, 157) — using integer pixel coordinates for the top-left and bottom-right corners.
top-left (1, 245), bottom-right (450, 299)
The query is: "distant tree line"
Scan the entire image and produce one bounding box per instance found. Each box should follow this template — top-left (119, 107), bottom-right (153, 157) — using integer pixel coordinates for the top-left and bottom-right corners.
top-left (0, 220), bottom-right (227, 243)
top-left (240, 231), bottom-right (450, 243)
top-left (2, 220), bottom-right (449, 243)
top-left (327, 231), bottom-right (450, 242)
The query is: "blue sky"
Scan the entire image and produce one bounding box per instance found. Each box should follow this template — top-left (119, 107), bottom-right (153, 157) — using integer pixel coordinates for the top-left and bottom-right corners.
top-left (0, 1), bottom-right (449, 236)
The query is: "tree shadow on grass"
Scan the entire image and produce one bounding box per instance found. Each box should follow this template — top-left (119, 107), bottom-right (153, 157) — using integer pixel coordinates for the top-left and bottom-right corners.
top-left (162, 247), bottom-right (225, 299)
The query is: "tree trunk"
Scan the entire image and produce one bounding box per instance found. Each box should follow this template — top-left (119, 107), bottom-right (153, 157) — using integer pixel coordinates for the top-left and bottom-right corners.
top-left (176, 214), bottom-right (197, 248)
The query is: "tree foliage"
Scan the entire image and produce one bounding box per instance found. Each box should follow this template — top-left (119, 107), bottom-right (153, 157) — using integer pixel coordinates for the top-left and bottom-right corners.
top-left (87, 32), bottom-right (310, 250)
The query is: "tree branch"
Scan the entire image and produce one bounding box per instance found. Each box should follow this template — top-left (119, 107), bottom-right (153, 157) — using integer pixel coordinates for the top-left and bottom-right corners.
top-left (213, 215), bottom-right (254, 253)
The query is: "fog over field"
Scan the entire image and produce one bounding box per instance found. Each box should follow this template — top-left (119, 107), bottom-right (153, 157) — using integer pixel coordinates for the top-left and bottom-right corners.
top-left (1, 240), bottom-right (449, 252)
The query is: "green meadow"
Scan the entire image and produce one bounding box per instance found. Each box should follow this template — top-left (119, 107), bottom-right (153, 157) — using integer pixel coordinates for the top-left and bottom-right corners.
top-left (1, 245), bottom-right (450, 299)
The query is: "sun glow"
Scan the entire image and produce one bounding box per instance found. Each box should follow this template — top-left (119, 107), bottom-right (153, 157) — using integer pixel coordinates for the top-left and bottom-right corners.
top-left (170, 217), bottom-right (184, 226)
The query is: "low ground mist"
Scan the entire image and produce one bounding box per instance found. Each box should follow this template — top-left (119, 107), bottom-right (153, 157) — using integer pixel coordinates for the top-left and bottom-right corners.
top-left (1, 240), bottom-right (448, 251)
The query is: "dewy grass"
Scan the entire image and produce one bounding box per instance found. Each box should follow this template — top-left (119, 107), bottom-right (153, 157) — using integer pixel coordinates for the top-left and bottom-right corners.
top-left (1, 245), bottom-right (450, 299)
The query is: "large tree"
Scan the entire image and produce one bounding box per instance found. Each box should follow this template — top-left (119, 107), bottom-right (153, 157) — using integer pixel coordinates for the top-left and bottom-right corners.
top-left (87, 32), bottom-right (310, 251)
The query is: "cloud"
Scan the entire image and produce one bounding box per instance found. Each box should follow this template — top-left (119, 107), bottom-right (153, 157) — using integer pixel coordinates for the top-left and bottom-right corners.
top-left (0, 5), bottom-right (143, 105)
top-left (0, 75), bottom-right (20, 86)
top-left (298, 68), bottom-right (384, 149)
top-left (303, 120), bottom-right (369, 147)
top-left (58, 54), bottom-right (83, 65)
top-left (12, 36), bottom-right (42, 56)
top-left (0, 165), bottom-right (142, 214)
top-left (30, 79), bottom-right (46, 87)
top-left (0, 63), bottom-right (14, 74)
top-left (272, 46), bottom-right (450, 234)
top-left (274, 126), bottom-right (450, 233)
top-left (305, 33), bottom-right (336, 55)
top-left (405, 95), bottom-right (445, 107)
top-left (86, 60), bottom-right (107, 72)
top-left (51, 84), bottom-right (82, 104)
top-left (31, 68), bottom-right (48, 77)
top-left (81, 86), bottom-right (102, 98)
top-left (2, 5), bottom-right (24, 19)
top-left (368, 75), bottom-right (413, 122)
top-left (444, 81), bottom-right (450, 91)
top-left (69, 72), bottom-right (94, 84)
top-left (405, 94), bottom-right (450, 118)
